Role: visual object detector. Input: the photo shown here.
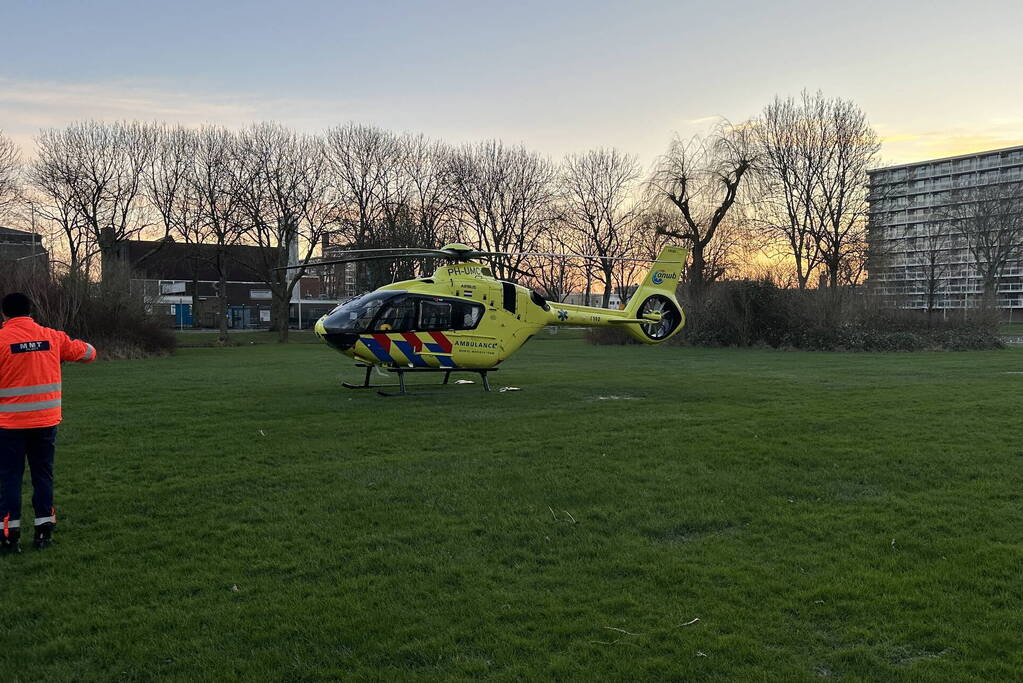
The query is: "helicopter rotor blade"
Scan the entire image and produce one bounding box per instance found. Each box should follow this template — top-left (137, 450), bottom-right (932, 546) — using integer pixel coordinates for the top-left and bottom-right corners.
top-left (275, 245), bottom-right (652, 273)
top-left (486, 261), bottom-right (535, 280)
top-left (274, 251), bottom-right (447, 271)
top-left (477, 250), bottom-right (664, 263)
top-left (322, 247), bottom-right (451, 256)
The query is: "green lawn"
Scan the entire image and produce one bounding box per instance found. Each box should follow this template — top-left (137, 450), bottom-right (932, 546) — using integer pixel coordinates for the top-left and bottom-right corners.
top-left (174, 329), bottom-right (321, 346)
top-left (4, 336), bottom-right (1023, 681)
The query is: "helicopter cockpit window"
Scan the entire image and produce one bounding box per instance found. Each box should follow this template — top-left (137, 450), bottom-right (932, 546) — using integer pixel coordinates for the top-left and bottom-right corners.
top-left (453, 301), bottom-right (484, 330)
top-left (374, 296), bottom-right (418, 331)
top-left (365, 295), bottom-right (485, 333)
top-left (419, 300), bottom-right (452, 330)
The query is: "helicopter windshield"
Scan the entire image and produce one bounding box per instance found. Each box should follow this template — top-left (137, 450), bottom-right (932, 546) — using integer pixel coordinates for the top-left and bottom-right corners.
top-left (321, 291), bottom-right (403, 332)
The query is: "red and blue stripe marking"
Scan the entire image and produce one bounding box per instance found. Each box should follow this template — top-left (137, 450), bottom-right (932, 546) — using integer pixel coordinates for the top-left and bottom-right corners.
top-left (358, 332), bottom-right (455, 368)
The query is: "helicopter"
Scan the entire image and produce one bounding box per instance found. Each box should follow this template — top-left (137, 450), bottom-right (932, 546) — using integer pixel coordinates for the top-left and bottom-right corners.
top-left (288, 243), bottom-right (688, 395)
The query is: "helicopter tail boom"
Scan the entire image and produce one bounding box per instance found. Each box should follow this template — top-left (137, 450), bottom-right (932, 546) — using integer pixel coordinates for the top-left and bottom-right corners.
top-left (542, 246), bottom-right (687, 344)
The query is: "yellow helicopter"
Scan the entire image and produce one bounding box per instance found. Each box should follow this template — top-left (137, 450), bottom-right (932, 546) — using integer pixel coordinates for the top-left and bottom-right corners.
top-left (297, 244), bottom-right (687, 394)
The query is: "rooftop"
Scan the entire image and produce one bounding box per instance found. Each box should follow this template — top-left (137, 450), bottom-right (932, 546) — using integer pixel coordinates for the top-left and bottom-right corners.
top-left (868, 144), bottom-right (1023, 175)
top-left (0, 226), bottom-right (41, 238)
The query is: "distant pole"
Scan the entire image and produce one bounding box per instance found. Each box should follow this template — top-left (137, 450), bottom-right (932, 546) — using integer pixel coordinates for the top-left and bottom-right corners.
top-left (30, 207), bottom-right (36, 275)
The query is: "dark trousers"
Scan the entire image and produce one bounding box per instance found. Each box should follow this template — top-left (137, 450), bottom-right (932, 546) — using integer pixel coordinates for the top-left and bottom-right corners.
top-left (0, 426), bottom-right (57, 528)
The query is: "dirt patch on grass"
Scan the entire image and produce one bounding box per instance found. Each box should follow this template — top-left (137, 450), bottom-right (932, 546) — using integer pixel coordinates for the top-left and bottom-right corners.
top-left (647, 520), bottom-right (746, 545)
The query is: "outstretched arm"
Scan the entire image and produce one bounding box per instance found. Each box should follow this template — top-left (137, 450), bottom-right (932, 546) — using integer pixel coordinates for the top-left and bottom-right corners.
top-left (59, 333), bottom-right (97, 363)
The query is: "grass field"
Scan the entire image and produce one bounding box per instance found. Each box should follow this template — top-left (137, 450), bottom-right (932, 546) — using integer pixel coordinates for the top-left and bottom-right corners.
top-left (174, 329), bottom-right (322, 346)
top-left (4, 334), bottom-right (1023, 681)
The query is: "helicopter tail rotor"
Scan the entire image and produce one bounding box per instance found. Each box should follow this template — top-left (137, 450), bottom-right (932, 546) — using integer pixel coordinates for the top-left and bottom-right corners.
top-left (620, 246), bottom-right (688, 344)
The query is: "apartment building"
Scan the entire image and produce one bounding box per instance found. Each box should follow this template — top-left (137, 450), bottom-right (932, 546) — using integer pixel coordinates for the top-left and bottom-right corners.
top-left (866, 145), bottom-right (1023, 313)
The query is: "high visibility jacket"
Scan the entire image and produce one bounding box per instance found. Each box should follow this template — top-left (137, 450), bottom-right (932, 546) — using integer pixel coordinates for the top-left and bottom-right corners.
top-left (0, 316), bottom-right (96, 429)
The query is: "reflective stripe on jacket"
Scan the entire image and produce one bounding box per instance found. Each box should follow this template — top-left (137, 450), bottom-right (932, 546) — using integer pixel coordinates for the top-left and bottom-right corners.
top-left (0, 316), bottom-right (96, 429)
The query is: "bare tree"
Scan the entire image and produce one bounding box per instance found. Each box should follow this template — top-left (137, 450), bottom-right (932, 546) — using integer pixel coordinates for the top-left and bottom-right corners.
top-left (751, 94), bottom-right (827, 289)
top-left (446, 140), bottom-right (560, 281)
top-left (190, 126), bottom-right (247, 342)
top-left (562, 148), bottom-right (640, 307)
top-left (145, 125), bottom-right (194, 237)
top-left (322, 127), bottom-right (457, 287)
top-left (395, 133), bottom-right (454, 277)
top-left (234, 123), bottom-right (335, 342)
top-left (27, 156), bottom-right (92, 274)
top-left (522, 222), bottom-right (582, 303)
top-left (648, 123), bottom-right (756, 302)
top-left (914, 224), bottom-right (952, 324)
top-left (946, 181), bottom-right (1023, 308)
top-left (144, 124), bottom-right (206, 324)
top-left (0, 130), bottom-right (21, 222)
top-left (612, 212), bottom-right (672, 303)
top-left (32, 121), bottom-right (160, 284)
top-left (811, 96), bottom-right (880, 294)
top-left (837, 233), bottom-right (869, 288)
top-left (323, 123), bottom-right (403, 288)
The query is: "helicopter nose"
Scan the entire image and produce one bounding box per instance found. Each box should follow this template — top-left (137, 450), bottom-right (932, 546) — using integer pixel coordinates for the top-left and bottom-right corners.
top-left (317, 312), bottom-right (345, 337)
top-left (317, 318), bottom-right (359, 351)
top-left (322, 333), bottom-right (359, 351)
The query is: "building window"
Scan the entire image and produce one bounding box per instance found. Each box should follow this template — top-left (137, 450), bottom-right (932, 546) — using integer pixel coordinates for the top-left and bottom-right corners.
top-left (160, 281), bottom-right (187, 294)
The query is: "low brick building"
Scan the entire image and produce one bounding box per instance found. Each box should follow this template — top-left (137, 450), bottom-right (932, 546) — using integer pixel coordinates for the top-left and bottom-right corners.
top-left (0, 226), bottom-right (49, 272)
top-left (117, 238), bottom-right (337, 328)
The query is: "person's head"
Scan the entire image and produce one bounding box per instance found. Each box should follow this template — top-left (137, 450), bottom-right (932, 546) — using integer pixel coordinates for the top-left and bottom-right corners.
top-left (1, 293), bottom-right (32, 321)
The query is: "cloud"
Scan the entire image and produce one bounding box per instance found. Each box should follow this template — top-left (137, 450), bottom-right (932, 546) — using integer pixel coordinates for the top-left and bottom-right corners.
top-left (0, 76), bottom-right (559, 157)
top-left (0, 77), bottom-right (342, 154)
top-left (684, 116), bottom-right (722, 126)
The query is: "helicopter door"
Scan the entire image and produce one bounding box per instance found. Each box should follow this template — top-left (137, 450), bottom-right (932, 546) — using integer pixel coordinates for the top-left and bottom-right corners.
top-left (502, 282), bottom-right (516, 314)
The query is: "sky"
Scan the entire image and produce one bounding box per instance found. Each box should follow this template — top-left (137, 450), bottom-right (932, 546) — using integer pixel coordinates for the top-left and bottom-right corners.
top-left (2, 0), bottom-right (1022, 168)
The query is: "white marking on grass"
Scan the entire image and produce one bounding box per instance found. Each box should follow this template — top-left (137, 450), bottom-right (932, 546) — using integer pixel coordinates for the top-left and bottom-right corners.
top-left (547, 507), bottom-right (576, 523)
top-left (606, 626), bottom-right (642, 636)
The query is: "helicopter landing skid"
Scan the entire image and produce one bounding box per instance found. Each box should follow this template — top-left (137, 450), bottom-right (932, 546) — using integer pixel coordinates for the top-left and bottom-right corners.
top-left (344, 363), bottom-right (495, 396)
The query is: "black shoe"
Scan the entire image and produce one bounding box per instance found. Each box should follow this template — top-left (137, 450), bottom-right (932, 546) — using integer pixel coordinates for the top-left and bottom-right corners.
top-left (2, 529), bottom-right (21, 554)
top-left (34, 522), bottom-right (54, 550)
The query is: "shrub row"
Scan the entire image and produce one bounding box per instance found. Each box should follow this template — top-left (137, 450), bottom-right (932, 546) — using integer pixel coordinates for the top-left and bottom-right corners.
top-left (1, 268), bottom-right (176, 359)
top-left (586, 280), bottom-right (1004, 352)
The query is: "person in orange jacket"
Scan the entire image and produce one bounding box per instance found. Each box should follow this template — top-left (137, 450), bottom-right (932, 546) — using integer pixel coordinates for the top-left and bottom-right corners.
top-left (0, 292), bottom-right (96, 553)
